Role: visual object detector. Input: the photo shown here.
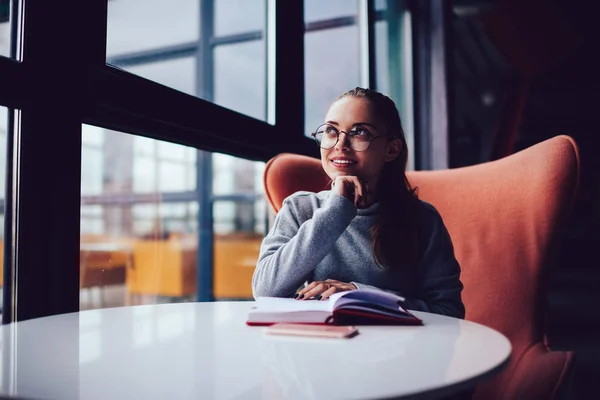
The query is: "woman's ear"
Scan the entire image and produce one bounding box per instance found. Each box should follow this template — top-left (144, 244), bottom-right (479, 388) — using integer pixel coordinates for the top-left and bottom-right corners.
top-left (384, 138), bottom-right (402, 162)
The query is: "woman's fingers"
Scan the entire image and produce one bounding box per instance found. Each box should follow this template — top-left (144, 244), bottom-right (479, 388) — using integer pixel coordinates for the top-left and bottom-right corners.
top-left (351, 177), bottom-right (364, 207)
top-left (354, 186), bottom-right (360, 207)
top-left (333, 176), bottom-right (368, 208)
top-left (319, 285), bottom-right (338, 300)
top-left (295, 281), bottom-right (318, 299)
top-left (295, 280), bottom-right (358, 300)
top-left (300, 282), bottom-right (330, 300)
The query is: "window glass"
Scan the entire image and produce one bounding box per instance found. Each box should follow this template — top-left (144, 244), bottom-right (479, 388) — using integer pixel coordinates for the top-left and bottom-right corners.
top-left (304, 0), bottom-right (357, 23)
top-left (375, 20), bottom-right (389, 94)
top-left (106, 0), bottom-right (199, 57)
top-left (107, 0), bottom-right (267, 121)
top-left (0, 106), bottom-right (7, 314)
top-left (80, 125), bottom-right (266, 310)
top-left (214, 41), bottom-right (266, 120)
top-left (304, 26), bottom-right (360, 135)
top-left (214, 0), bottom-right (265, 36)
top-left (127, 58), bottom-right (197, 97)
top-left (0, 0), bottom-right (12, 58)
top-left (374, 0), bottom-right (415, 169)
top-left (375, 0), bottom-right (387, 11)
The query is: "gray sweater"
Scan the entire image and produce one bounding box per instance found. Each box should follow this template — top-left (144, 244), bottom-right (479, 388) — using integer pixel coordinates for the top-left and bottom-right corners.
top-left (252, 190), bottom-right (465, 319)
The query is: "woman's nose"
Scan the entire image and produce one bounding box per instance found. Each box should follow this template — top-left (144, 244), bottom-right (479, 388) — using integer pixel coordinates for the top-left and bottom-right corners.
top-left (335, 131), bottom-right (351, 151)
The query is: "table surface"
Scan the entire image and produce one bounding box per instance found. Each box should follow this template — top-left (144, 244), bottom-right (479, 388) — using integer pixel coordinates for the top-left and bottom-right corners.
top-left (0, 302), bottom-right (511, 400)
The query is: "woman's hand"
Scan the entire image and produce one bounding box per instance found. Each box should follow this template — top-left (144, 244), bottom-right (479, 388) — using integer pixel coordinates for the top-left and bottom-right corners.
top-left (332, 176), bottom-right (371, 208)
top-left (295, 279), bottom-right (357, 300)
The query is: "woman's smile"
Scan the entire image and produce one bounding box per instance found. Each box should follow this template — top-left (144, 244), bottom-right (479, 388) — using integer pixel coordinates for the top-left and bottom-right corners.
top-left (330, 156), bottom-right (358, 169)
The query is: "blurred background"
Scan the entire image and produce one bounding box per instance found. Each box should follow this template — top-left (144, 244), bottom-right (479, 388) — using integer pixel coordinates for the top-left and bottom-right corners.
top-left (0, 0), bottom-right (598, 396)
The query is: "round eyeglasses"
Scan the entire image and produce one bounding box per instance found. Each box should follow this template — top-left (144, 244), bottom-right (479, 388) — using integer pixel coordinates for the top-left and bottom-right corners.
top-left (311, 123), bottom-right (391, 152)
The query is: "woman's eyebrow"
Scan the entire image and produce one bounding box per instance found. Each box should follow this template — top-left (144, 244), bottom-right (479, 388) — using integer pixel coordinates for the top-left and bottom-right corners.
top-left (325, 121), bottom-right (377, 129)
top-left (353, 122), bottom-right (377, 129)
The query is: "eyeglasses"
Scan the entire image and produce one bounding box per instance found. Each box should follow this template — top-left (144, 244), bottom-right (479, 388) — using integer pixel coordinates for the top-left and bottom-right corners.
top-left (311, 123), bottom-right (392, 152)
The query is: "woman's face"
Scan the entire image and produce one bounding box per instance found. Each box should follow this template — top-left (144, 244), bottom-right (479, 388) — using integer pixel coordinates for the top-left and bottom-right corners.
top-left (320, 97), bottom-right (400, 186)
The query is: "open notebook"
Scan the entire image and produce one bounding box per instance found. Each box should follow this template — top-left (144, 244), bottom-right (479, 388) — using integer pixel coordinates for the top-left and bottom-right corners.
top-left (247, 289), bottom-right (422, 326)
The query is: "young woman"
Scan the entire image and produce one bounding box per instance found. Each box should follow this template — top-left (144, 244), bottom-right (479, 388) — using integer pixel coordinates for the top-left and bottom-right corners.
top-left (252, 87), bottom-right (465, 319)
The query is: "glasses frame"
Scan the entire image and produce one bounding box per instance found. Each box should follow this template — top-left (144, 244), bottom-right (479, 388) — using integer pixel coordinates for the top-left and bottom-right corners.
top-left (310, 123), bottom-right (392, 152)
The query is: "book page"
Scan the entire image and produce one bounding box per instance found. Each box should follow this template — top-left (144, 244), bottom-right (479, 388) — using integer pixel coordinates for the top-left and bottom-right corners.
top-left (331, 289), bottom-right (408, 314)
top-left (255, 297), bottom-right (334, 312)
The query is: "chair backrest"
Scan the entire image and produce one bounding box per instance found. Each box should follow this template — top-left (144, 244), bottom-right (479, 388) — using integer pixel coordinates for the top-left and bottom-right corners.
top-left (263, 135), bottom-right (580, 398)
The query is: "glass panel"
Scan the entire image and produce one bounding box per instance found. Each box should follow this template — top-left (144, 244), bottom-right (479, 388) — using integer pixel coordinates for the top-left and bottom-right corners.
top-left (212, 153), bottom-right (266, 300)
top-left (304, 0), bottom-right (358, 23)
top-left (127, 58), bottom-right (196, 97)
top-left (106, 0), bottom-right (267, 122)
top-left (214, 41), bottom-right (266, 120)
top-left (375, 20), bottom-right (389, 95)
top-left (0, 0), bottom-right (11, 58)
top-left (214, 0), bottom-right (265, 36)
top-left (106, 0), bottom-right (199, 57)
top-left (375, 0), bottom-right (387, 11)
top-left (304, 25), bottom-right (360, 135)
top-left (0, 107), bottom-right (7, 314)
top-left (374, 0), bottom-right (415, 170)
top-left (80, 126), bottom-right (266, 310)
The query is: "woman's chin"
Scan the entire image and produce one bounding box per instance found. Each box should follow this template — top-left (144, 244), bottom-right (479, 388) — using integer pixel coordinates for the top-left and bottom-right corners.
top-left (326, 166), bottom-right (358, 179)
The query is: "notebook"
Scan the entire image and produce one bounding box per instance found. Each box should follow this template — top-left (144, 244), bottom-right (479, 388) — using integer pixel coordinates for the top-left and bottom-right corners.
top-left (247, 289), bottom-right (423, 326)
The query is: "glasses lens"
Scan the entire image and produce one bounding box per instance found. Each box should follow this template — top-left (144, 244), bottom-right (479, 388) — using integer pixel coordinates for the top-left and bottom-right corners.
top-left (314, 124), bottom-right (338, 149)
top-left (350, 134), bottom-right (370, 151)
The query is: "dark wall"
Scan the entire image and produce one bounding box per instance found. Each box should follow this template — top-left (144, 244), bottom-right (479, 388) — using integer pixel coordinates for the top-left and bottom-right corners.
top-left (449, 0), bottom-right (600, 397)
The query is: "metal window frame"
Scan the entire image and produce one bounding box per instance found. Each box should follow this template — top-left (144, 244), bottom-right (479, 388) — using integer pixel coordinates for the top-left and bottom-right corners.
top-left (2, 0), bottom-right (108, 322)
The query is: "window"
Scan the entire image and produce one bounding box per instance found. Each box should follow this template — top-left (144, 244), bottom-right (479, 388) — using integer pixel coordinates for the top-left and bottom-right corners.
top-left (304, 1), bottom-right (360, 135)
top-left (0, 106), bottom-right (7, 313)
top-left (214, 0), bottom-right (264, 36)
top-left (374, 0), bottom-right (415, 169)
top-left (304, 0), bottom-right (358, 23)
top-left (106, 0), bottom-right (199, 57)
top-left (80, 125), bottom-right (266, 310)
top-left (303, 0), bottom-right (415, 168)
top-left (128, 58), bottom-right (197, 97)
top-left (214, 41), bottom-right (266, 121)
top-left (0, 0), bottom-right (11, 58)
top-left (106, 0), bottom-right (267, 121)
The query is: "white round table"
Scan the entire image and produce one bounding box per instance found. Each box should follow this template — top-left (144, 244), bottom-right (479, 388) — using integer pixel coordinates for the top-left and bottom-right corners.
top-left (0, 302), bottom-right (511, 400)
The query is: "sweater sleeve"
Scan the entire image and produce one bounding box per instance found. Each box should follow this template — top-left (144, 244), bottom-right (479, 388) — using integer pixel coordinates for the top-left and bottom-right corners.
top-left (353, 206), bottom-right (465, 319)
top-left (252, 193), bottom-right (357, 298)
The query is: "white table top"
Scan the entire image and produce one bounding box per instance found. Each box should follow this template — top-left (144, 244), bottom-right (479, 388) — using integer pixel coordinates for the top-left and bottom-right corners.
top-left (0, 302), bottom-right (511, 400)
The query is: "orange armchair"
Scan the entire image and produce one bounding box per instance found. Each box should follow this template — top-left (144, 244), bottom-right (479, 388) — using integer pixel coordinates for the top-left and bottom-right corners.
top-left (263, 135), bottom-right (579, 399)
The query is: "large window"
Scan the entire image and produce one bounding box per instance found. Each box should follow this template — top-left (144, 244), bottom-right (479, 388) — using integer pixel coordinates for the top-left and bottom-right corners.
top-left (80, 126), bottom-right (266, 310)
top-left (0, 1), bottom-right (415, 321)
top-left (106, 0), bottom-right (267, 121)
top-left (304, 1), bottom-right (360, 134)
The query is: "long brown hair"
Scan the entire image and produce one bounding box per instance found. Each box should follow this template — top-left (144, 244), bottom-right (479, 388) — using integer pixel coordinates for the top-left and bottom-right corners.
top-left (335, 87), bottom-right (420, 270)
